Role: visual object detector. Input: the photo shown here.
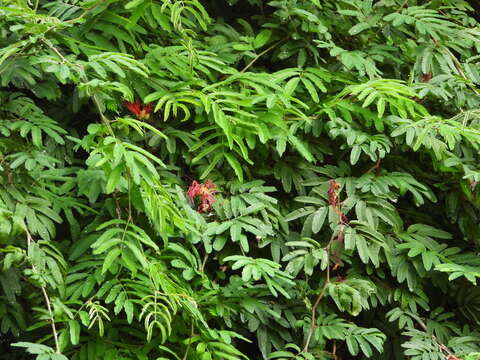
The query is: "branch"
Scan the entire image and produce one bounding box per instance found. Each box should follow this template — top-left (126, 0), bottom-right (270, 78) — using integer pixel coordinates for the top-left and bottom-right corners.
top-left (240, 38), bottom-right (287, 73)
top-left (200, 253), bottom-right (209, 273)
top-left (444, 47), bottom-right (480, 97)
top-left (182, 323), bottom-right (195, 360)
top-left (366, 158), bottom-right (381, 174)
top-left (26, 230), bottom-right (60, 354)
top-left (415, 317), bottom-right (457, 359)
top-left (398, 0), bottom-right (409, 10)
top-left (302, 234), bottom-right (335, 353)
top-left (91, 92), bottom-right (115, 136)
top-left (63, 0), bottom-right (109, 24)
top-left (41, 38), bottom-right (115, 136)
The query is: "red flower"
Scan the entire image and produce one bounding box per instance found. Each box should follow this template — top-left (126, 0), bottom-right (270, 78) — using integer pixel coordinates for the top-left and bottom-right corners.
top-left (187, 180), bottom-right (218, 213)
top-left (420, 72), bottom-right (432, 83)
top-left (124, 101), bottom-right (152, 120)
top-left (328, 179), bottom-right (349, 225)
top-left (447, 356), bottom-right (460, 360)
top-left (337, 229), bottom-right (344, 243)
top-left (328, 179), bottom-right (341, 207)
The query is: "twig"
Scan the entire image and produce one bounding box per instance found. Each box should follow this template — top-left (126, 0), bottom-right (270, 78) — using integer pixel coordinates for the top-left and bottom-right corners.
top-left (182, 322), bottom-right (195, 360)
top-left (91, 92), bottom-right (115, 136)
top-left (240, 38), bottom-right (287, 73)
top-left (302, 265), bottom-right (330, 353)
top-left (397, 0), bottom-right (409, 12)
top-left (41, 38), bottom-right (115, 136)
top-left (112, 191), bottom-right (123, 219)
top-left (64, 0), bottom-right (108, 24)
top-left (444, 47), bottom-right (480, 97)
top-left (332, 340), bottom-right (337, 360)
top-left (26, 230), bottom-right (60, 354)
top-left (302, 235), bottom-right (335, 353)
top-left (429, 36), bottom-right (480, 97)
top-left (40, 287), bottom-right (59, 350)
top-left (416, 317), bottom-right (457, 358)
top-left (200, 253), bottom-right (208, 273)
top-left (40, 38), bottom-right (67, 64)
top-left (366, 158), bottom-right (381, 174)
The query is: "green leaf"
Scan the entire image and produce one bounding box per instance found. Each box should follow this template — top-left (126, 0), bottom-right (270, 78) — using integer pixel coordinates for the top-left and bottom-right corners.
top-left (301, 77), bottom-right (319, 103)
top-left (350, 145), bottom-right (361, 165)
top-left (254, 30), bottom-right (272, 48)
top-left (106, 163), bottom-right (125, 194)
top-left (102, 248), bottom-right (121, 274)
top-left (285, 77), bottom-right (300, 97)
top-left (68, 320), bottom-right (80, 345)
top-left (312, 207), bottom-right (328, 233)
top-left (124, 300), bottom-right (134, 324)
top-left (125, 0), bottom-right (145, 9)
top-left (224, 152), bottom-right (244, 182)
top-left (349, 22), bottom-right (371, 35)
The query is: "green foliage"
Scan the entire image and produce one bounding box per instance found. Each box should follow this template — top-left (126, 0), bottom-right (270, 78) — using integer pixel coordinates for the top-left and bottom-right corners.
top-left (1, 0), bottom-right (480, 359)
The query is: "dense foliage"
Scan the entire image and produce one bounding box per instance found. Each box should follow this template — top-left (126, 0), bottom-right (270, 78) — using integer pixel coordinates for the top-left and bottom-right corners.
top-left (1, 0), bottom-right (480, 359)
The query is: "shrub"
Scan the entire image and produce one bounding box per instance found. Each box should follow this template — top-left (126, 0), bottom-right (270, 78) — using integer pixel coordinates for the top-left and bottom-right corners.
top-left (1, 0), bottom-right (480, 359)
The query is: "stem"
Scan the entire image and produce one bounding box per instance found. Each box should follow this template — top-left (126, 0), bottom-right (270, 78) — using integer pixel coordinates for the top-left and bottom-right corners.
top-left (40, 38), bottom-right (67, 63)
top-left (62, 0), bottom-right (109, 24)
top-left (91, 93), bottom-right (115, 136)
top-left (398, 0), bottom-right (408, 10)
top-left (41, 38), bottom-right (115, 136)
top-left (112, 191), bottom-right (123, 219)
top-left (200, 253), bottom-right (208, 273)
top-left (26, 231), bottom-right (60, 354)
top-left (415, 317), bottom-right (456, 358)
top-left (302, 235), bottom-right (335, 353)
top-left (240, 38), bottom-right (287, 73)
top-left (40, 287), bottom-right (60, 353)
top-left (302, 265), bottom-right (330, 353)
top-left (444, 47), bottom-right (480, 97)
top-left (366, 158), bottom-right (381, 174)
top-left (182, 323), bottom-right (195, 360)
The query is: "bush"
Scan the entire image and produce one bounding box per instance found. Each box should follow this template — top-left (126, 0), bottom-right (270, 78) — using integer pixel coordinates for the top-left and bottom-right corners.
top-left (1, 0), bottom-right (480, 359)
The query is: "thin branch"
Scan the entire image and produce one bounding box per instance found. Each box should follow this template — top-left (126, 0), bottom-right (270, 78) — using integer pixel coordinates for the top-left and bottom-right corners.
top-left (40, 287), bottom-right (60, 352)
top-left (112, 191), bottom-right (123, 219)
top-left (398, 0), bottom-right (409, 10)
top-left (91, 92), bottom-right (115, 136)
top-left (240, 38), bottom-right (287, 73)
top-left (302, 265), bottom-right (330, 353)
top-left (64, 0), bottom-right (108, 24)
top-left (41, 38), bottom-right (115, 136)
top-left (40, 38), bottom-right (67, 64)
top-left (200, 253), bottom-right (209, 273)
top-left (415, 317), bottom-right (457, 358)
top-left (182, 322), bottom-right (195, 360)
top-left (332, 340), bottom-right (338, 360)
top-left (444, 47), bottom-right (480, 97)
top-left (366, 158), bottom-right (381, 174)
top-left (26, 230), bottom-right (61, 354)
top-left (302, 234), bottom-right (335, 353)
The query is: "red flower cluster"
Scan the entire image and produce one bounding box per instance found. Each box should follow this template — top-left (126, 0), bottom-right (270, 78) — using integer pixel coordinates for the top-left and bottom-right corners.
top-left (328, 179), bottom-right (341, 208)
top-left (328, 179), bottom-right (348, 225)
top-left (328, 179), bottom-right (347, 271)
top-left (420, 72), bottom-right (432, 83)
top-left (124, 101), bottom-right (152, 120)
top-left (187, 180), bottom-right (218, 213)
